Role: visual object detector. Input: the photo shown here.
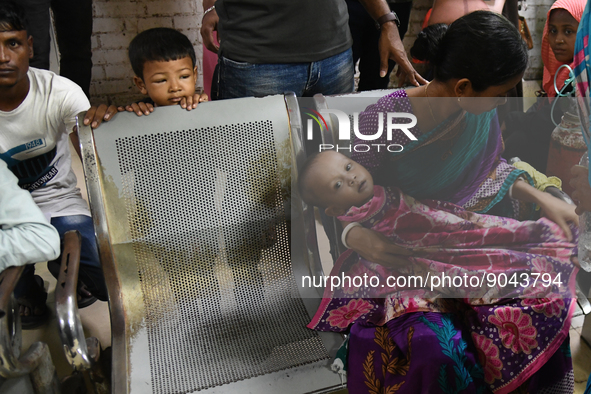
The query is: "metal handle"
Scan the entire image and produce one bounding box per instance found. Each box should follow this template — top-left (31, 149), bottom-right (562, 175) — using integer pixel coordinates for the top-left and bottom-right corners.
top-left (0, 266), bottom-right (60, 392)
top-left (55, 230), bottom-right (94, 371)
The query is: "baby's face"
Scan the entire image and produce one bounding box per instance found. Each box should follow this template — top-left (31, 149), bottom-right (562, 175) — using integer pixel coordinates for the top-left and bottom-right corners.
top-left (548, 9), bottom-right (578, 64)
top-left (310, 151), bottom-right (374, 213)
top-left (134, 56), bottom-right (197, 107)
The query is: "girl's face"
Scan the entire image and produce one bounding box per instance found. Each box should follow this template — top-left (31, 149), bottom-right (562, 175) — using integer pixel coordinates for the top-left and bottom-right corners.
top-left (548, 9), bottom-right (579, 63)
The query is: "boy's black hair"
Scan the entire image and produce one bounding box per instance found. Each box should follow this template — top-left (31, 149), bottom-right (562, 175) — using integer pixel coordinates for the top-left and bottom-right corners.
top-left (0, 0), bottom-right (28, 33)
top-left (129, 27), bottom-right (196, 79)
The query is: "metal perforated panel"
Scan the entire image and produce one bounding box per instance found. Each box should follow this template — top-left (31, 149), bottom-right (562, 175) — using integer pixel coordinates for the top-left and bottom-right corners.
top-left (115, 121), bottom-right (328, 394)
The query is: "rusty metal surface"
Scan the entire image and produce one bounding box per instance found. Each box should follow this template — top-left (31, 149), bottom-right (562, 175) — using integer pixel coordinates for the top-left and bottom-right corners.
top-left (55, 231), bottom-right (93, 371)
top-left (77, 114), bottom-right (129, 394)
top-left (80, 97), bottom-right (344, 394)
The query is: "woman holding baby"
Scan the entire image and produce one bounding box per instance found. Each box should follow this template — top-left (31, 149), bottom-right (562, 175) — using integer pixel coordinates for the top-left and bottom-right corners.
top-left (313, 10), bottom-right (579, 394)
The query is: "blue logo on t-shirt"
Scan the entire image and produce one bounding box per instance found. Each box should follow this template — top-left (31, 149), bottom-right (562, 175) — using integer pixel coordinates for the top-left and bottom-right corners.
top-left (0, 141), bottom-right (57, 191)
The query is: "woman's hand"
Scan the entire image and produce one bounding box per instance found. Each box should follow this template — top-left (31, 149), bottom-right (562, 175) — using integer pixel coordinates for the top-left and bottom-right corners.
top-left (511, 179), bottom-right (578, 241)
top-left (537, 193), bottom-right (579, 242)
top-left (344, 225), bottom-right (413, 267)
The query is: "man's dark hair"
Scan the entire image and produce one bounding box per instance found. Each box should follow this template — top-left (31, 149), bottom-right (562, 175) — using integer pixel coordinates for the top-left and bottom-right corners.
top-left (0, 0), bottom-right (28, 34)
top-left (129, 27), bottom-right (196, 79)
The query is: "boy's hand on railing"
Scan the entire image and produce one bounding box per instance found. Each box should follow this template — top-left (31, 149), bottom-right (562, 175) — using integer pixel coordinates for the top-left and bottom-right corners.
top-left (120, 102), bottom-right (154, 116)
top-left (180, 93), bottom-right (209, 110)
top-left (83, 104), bottom-right (119, 128)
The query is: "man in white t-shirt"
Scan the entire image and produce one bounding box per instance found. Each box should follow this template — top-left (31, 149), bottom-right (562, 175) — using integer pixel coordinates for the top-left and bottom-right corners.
top-left (0, 1), bottom-right (107, 329)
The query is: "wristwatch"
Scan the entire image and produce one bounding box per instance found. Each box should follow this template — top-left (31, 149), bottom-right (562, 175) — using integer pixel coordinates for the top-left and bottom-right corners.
top-left (376, 11), bottom-right (400, 29)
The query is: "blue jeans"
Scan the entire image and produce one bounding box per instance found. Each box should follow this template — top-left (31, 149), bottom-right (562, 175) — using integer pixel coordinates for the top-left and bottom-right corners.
top-left (15, 215), bottom-right (108, 301)
top-left (218, 48), bottom-right (354, 99)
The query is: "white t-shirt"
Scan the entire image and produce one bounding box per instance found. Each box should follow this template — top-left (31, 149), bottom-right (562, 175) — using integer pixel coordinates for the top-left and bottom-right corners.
top-left (0, 67), bottom-right (91, 218)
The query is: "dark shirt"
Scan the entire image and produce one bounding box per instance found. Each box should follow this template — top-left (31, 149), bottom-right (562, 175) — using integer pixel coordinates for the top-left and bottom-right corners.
top-left (216, 0), bottom-right (352, 63)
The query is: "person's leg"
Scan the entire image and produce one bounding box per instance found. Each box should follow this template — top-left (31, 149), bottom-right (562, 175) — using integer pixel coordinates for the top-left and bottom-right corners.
top-left (21, 0), bottom-right (52, 70)
top-left (14, 263), bottom-right (49, 327)
top-left (50, 0), bottom-right (93, 97)
top-left (345, 0), bottom-right (365, 70)
top-left (14, 265), bottom-right (36, 299)
top-left (218, 57), bottom-right (308, 99)
top-left (47, 215), bottom-right (108, 302)
top-left (305, 48), bottom-right (354, 96)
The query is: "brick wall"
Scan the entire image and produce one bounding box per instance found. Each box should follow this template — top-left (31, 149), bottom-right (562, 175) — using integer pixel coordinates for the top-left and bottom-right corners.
top-left (88, 0), bottom-right (556, 104)
top-left (90, 0), bottom-right (204, 106)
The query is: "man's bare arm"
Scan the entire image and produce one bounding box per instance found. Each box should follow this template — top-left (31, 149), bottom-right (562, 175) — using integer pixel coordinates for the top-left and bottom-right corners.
top-left (357, 0), bottom-right (427, 86)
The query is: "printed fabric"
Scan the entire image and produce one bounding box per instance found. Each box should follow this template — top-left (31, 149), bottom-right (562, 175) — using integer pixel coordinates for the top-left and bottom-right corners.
top-left (308, 185), bottom-right (578, 393)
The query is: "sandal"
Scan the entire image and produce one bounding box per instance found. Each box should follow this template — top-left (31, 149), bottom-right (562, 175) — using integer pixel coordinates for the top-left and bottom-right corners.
top-left (17, 275), bottom-right (50, 330)
top-left (77, 283), bottom-right (97, 308)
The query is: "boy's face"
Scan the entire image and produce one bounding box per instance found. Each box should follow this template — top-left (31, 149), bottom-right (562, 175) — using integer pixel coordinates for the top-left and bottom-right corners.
top-left (134, 56), bottom-right (197, 106)
top-left (0, 28), bottom-right (33, 90)
top-left (308, 151), bottom-right (374, 216)
top-left (548, 9), bottom-right (578, 64)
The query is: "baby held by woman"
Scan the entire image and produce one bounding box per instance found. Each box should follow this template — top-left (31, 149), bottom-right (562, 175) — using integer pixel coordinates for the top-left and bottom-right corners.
top-left (297, 150), bottom-right (577, 300)
top-left (300, 150), bottom-right (578, 393)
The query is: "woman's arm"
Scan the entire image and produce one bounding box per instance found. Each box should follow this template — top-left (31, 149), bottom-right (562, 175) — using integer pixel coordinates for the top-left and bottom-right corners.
top-left (511, 178), bottom-right (578, 241)
top-left (357, 0), bottom-right (426, 86)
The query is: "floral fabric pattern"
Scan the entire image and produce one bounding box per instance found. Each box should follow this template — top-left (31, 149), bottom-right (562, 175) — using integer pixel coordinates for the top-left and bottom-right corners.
top-left (472, 333), bottom-right (504, 384)
top-left (327, 299), bottom-right (373, 329)
top-left (309, 186), bottom-right (577, 393)
top-left (488, 307), bottom-right (538, 354)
